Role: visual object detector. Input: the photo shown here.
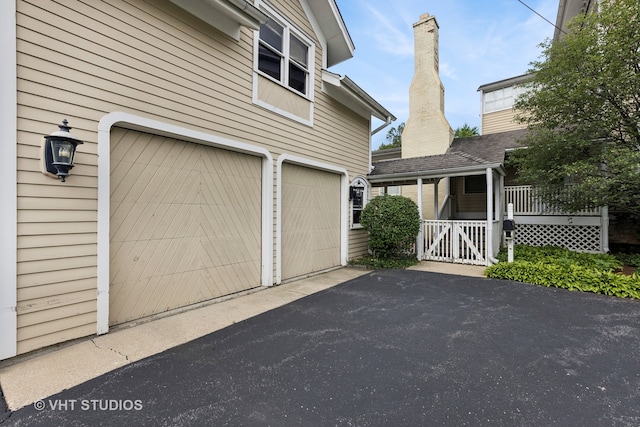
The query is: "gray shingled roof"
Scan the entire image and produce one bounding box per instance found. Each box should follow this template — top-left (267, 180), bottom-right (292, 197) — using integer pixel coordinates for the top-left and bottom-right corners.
top-left (369, 151), bottom-right (492, 177)
top-left (368, 129), bottom-right (527, 184)
top-left (446, 129), bottom-right (527, 163)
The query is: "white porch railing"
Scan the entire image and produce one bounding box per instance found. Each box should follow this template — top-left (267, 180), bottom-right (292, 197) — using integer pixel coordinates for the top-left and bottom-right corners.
top-left (504, 185), bottom-right (601, 216)
top-left (423, 220), bottom-right (487, 266)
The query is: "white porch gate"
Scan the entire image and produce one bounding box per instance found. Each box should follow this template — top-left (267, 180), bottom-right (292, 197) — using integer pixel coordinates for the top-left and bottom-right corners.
top-left (422, 220), bottom-right (488, 266)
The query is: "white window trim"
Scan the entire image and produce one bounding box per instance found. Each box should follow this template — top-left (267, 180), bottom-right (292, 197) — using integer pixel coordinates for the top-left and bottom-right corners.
top-left (483, 86), bottom-right (528, 114)
top-left (350, 176), bottom-right (368, 229)
top-left (252, 1), bottom-right (315, 126)
top-left (254, 5), bottom-right (314, 99)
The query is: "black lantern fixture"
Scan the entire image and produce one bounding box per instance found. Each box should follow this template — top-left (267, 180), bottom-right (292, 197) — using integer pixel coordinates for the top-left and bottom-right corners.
top-left (42, 119), bottom-right (83, 182)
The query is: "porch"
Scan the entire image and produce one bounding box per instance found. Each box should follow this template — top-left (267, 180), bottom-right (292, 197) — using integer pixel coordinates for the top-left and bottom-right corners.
top-left (419, 185), bottom-right (608, 266)
top-left (368, 153), bottom-right (608, 267)
top-left (504, 185), bottom-right (608, 254)
top-left (368, 152), bottom-right (506, 266)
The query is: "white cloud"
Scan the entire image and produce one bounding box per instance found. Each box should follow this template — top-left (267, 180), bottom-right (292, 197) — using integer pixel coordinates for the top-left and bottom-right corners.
top-left (439, 62), bottom-right (457, 80)
top-left (356, 1), bottom-right (415, 57)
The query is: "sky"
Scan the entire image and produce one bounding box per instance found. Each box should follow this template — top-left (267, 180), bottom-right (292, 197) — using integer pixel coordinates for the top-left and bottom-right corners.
top-left (330, 0), bottom-right (559, 149)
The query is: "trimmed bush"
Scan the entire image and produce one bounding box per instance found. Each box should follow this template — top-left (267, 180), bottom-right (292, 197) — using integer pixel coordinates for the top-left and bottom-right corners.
top-left (496, 245), bottom-right (623, 270)
top-left (486, 245), bottom-right (640, 299)
top-left (360, 195), bottom-right (421, 259)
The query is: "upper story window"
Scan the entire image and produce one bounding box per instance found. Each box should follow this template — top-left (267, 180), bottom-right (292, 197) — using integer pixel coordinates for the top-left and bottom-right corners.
top-left (258, 13), bottom-right (311, 96)
top-left (483, 85), bottom-right (528, 114)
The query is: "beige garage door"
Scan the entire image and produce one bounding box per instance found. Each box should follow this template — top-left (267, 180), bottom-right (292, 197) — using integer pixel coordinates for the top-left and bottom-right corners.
top-left (109, 128), bottom-right (262, 325)
top-left (281, 163), bottom-right (341, 280)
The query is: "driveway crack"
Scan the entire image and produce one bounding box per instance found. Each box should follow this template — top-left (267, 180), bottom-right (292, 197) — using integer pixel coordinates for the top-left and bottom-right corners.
top-left (90, 339), bottom-right (129, 361)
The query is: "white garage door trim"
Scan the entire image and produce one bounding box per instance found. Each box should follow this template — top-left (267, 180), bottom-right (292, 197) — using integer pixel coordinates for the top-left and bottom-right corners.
top-left (276, 154), bottom-right (348, 284)
top-left (0, 0), bottom-right (17, 360)
top-left (97, 112), bottom-right (274, 335)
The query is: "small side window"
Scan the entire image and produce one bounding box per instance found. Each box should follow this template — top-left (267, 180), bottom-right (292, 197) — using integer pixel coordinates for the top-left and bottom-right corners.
top-left (350, 177), bottom-right (368, 228)
top-left (464, 175), bottom-right (487, 194)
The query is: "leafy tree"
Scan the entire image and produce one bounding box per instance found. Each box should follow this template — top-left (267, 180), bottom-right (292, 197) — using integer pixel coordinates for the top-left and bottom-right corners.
top-left (454, 123), bottom-right (479, 138)
top-left (511, 0), bottom-right (640, 215)
top-left (360, 195), bottom-right (421, 259)
top-left (378, 122), bottom-right (404, 150)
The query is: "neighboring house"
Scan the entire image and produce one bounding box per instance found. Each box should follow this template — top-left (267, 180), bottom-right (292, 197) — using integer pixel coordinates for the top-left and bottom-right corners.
top-left (368, 2), bottom-right (610, 266)
top-left (477, 74), bottom-right (531, 135)
top-left (0, 0), bottom-right (394, 361)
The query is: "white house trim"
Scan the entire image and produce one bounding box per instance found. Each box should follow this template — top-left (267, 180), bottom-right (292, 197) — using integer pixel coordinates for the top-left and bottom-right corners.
top-left (0, 1), bottom-right (17, 361)
top-left (276, 154), bottom-right (348, 284)
top-left (97, 112), bottom-right (274, 335)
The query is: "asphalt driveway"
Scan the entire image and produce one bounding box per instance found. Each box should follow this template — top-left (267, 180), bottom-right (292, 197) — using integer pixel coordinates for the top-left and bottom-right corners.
top-left (3, 270), bottom-right (640, 426)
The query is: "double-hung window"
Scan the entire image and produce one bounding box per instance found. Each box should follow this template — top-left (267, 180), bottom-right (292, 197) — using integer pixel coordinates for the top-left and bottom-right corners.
top-left (258, 14), bottom-right (310, 96)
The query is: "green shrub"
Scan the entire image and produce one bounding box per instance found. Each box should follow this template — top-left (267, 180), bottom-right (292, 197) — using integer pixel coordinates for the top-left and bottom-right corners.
top-left (487, 245), bottom-right (640, 299)
top-left (485, 261), bottom-right (640, 299)
top-left (348, 255), bottom-right (419, 270)
top-left (496, 245), bottom-right (623, 270)
top-left (360, 195), bottom-right (421, 259)
top-left (615, 253), bottom-right (640, 268)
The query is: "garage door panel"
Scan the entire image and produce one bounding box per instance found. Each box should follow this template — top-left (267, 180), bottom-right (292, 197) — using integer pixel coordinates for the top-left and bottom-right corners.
top-left (282, 163), bottom-right (341, 280)
top-left (109, 128), bottom-right (262, 325)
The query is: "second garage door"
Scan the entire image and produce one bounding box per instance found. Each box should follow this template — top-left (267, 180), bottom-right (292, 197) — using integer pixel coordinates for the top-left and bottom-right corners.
top-left (109, 128), bottom-right (262, 325)
top-left (281, 163), bottom-right (341, 281)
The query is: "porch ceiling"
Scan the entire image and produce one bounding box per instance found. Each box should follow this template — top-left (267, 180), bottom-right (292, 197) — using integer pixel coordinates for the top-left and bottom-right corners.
top-left (368, 151), bottom-right (504, 187)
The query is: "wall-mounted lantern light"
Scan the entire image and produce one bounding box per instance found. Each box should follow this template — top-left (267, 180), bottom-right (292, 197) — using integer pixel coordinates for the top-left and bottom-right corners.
top-left (41, 119), bottom-right (83, 182)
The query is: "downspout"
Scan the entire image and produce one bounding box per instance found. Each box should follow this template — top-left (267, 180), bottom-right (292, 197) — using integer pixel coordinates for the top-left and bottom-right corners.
top-left (371, 117), bottom-right (392, 136)
top-left (486, 167), bottom-right (499, 265)
top-left (370, 116), bottom-right (393, 172)
top-left (601, 205), bottom-right (610, 253)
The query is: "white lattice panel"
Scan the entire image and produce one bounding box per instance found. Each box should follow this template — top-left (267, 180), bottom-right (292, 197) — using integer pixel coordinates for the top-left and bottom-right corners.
top-left (514, 224), bottom-right (602, 252)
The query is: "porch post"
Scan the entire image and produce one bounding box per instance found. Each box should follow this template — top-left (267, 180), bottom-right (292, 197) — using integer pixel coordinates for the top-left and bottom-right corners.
top-left (417, 178), bottom-right (423, 260)
top-left (486, 168), bottom-right (493, 266)
top-left (433, 179), bottom-right (439, 220)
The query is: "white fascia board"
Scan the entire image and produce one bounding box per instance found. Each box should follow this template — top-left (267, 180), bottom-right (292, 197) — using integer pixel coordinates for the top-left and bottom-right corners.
top-left (301, 0), bottom-right (354, 67)
top-left (97, 112), bottom-right (274, 335)
top-left (368, 164), bottom-right (505, 184)
top-left (169, 0), bottom-right (268, 41)
top-left (321, 70), bottom-right (395, 122)
top-left (0, 0), bottom-right (17, 361)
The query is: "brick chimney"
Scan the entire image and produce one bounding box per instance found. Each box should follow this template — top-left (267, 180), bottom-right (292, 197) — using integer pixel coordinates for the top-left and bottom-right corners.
top-left (401, 13), bottom-right (453, 159)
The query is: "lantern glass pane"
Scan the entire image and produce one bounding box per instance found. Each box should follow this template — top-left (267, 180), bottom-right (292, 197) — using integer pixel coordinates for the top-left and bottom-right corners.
top-left (51, 140), bottom-right (74, 164)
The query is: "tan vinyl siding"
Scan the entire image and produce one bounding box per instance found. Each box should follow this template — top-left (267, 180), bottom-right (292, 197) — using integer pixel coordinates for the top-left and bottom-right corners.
top-left (482, 109), bottom-right (527, 135)
top-left (348, 229), bottom-right (369, 259)
top-left (16, 0), bottom-right (372, 354)
top-left (257, 75), bottom-right (312, 121)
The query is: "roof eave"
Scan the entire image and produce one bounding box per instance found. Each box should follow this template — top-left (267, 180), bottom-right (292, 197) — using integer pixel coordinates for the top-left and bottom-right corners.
top-left (169, 0), bottom-right (268, 41)
top-left (305, 0), bottom-right (355, 67)
top-left (322, 70), bottom-right (395, 123)
top-left (368, 163), bottom-right (505, 184)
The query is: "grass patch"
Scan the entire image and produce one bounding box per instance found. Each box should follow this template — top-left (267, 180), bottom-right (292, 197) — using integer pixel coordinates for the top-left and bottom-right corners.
top-left (348, 255), bottom-right (419, 270)
top-left (486, 245), bottom-right (640, 299)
